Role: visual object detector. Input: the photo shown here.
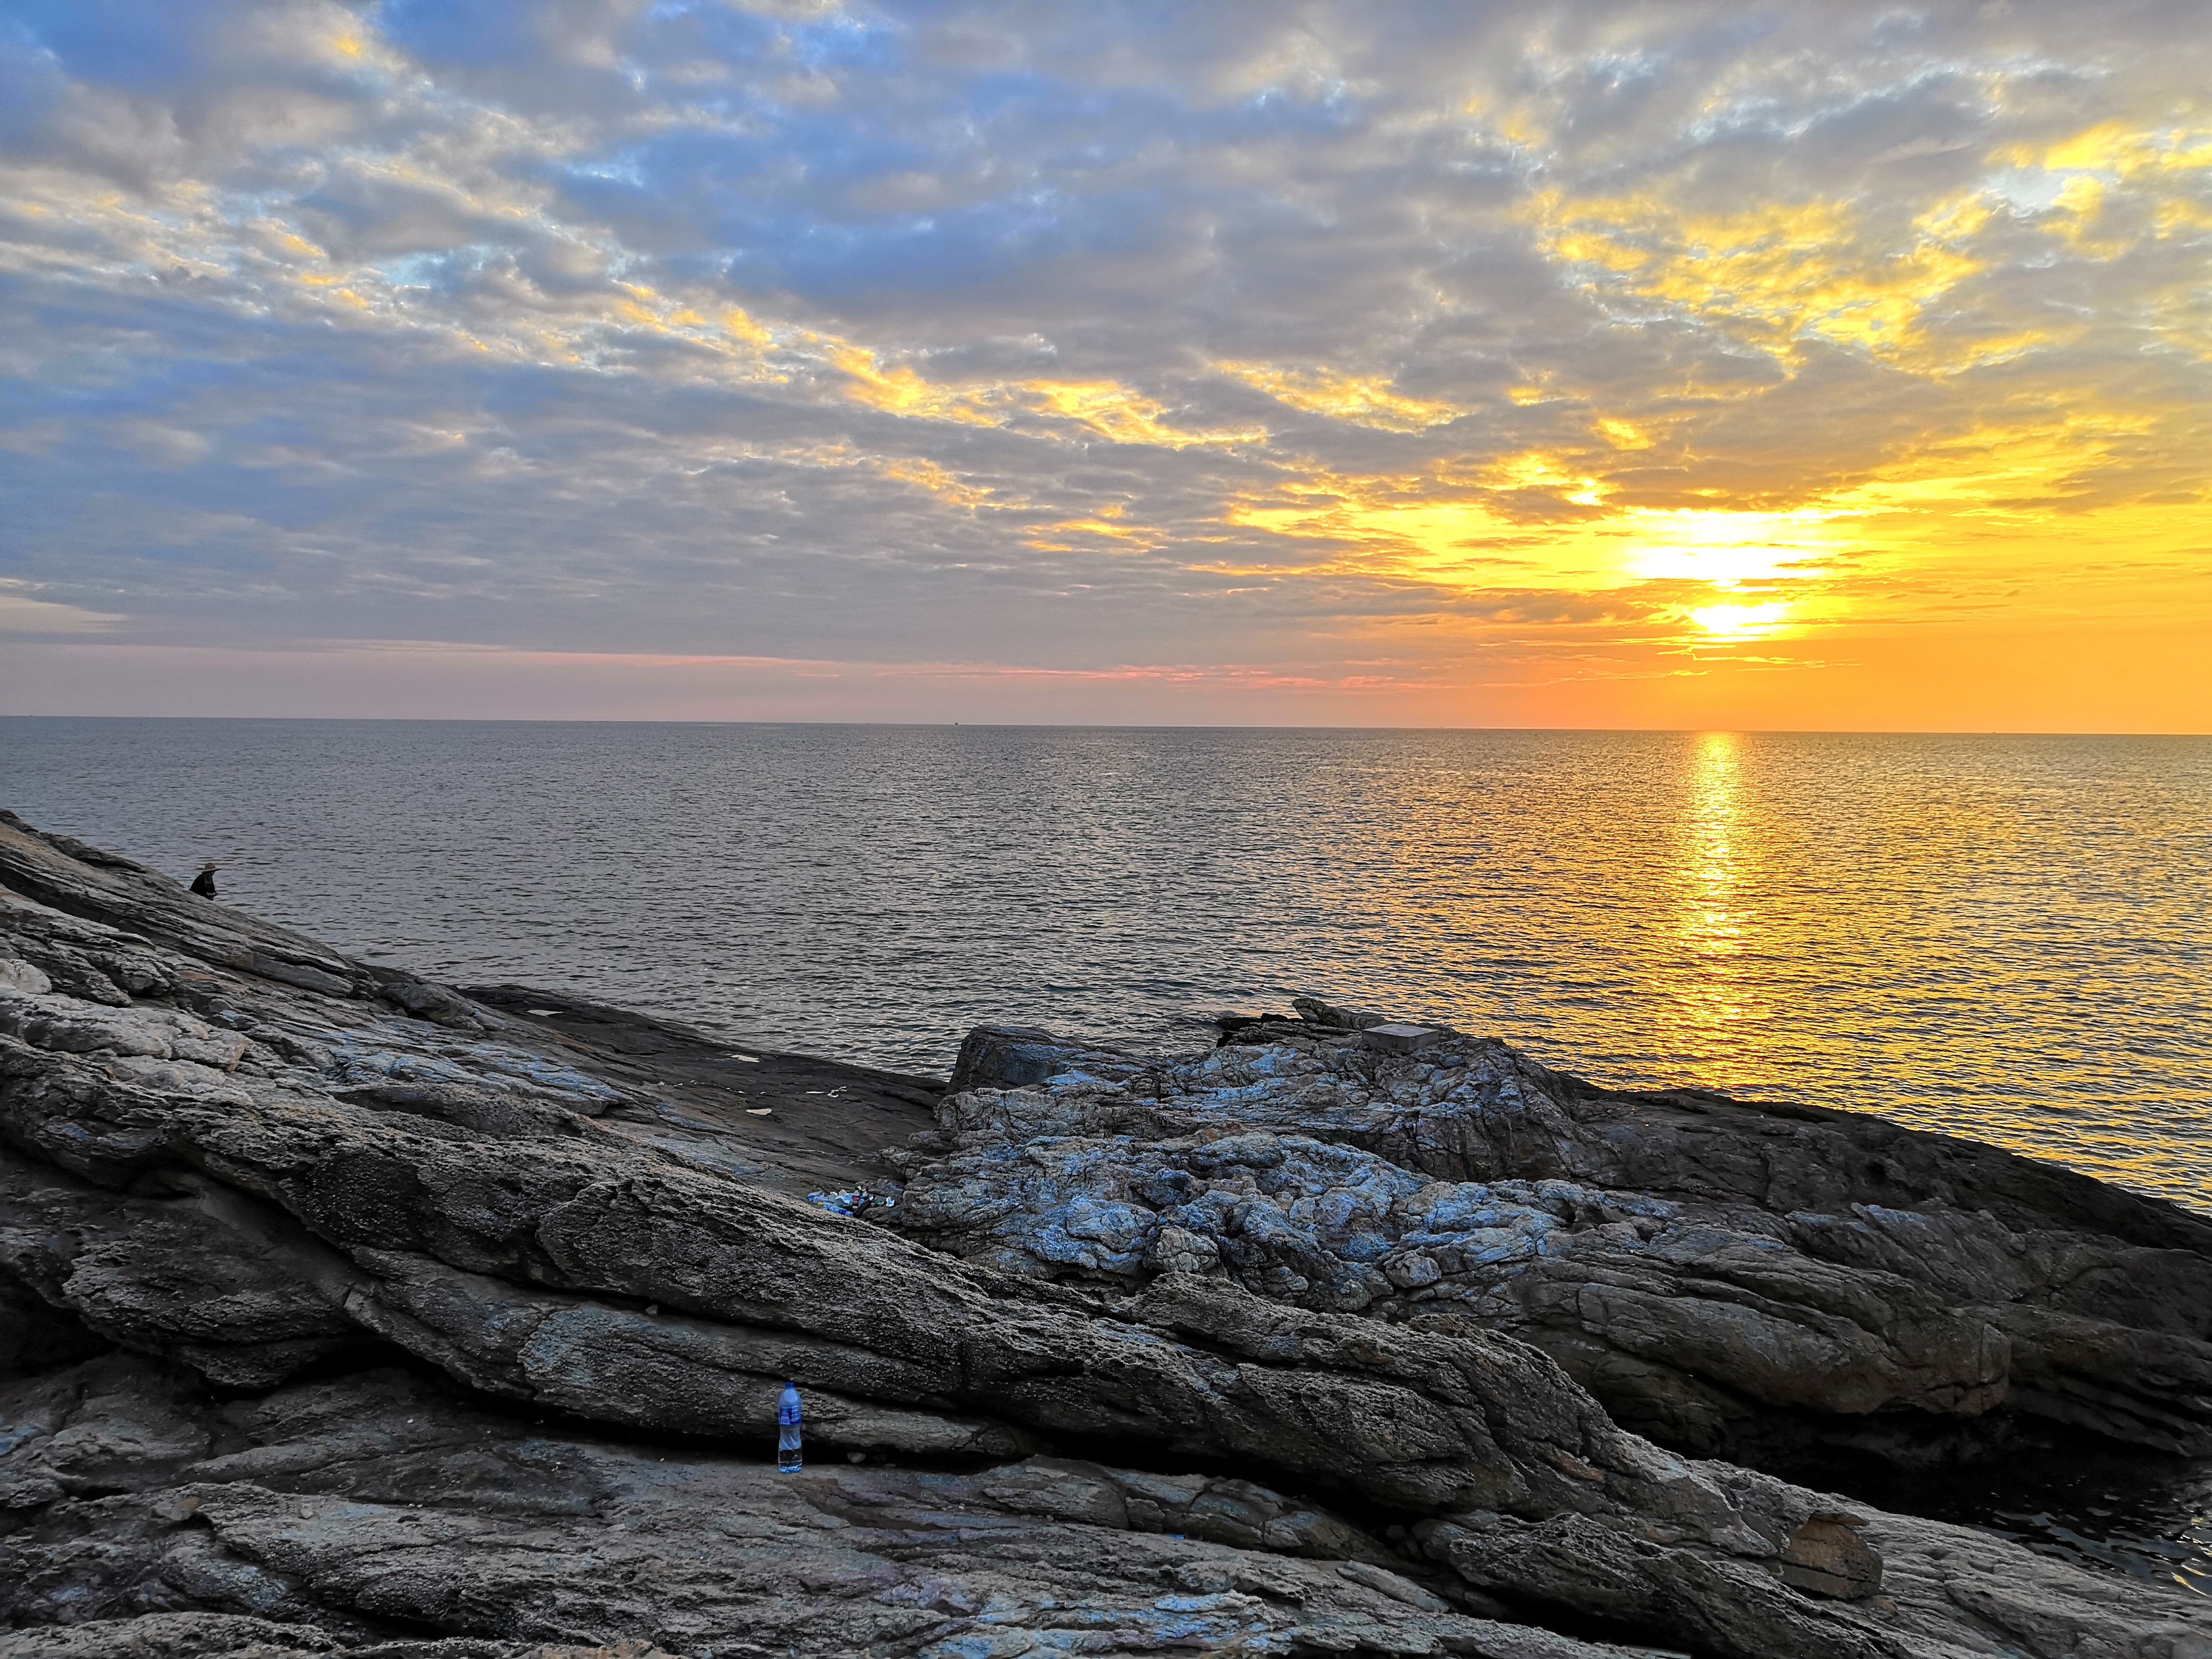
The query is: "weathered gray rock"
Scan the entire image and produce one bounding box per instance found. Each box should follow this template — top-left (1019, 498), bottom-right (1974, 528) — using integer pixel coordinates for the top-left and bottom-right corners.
top-left (0, 814), bottom-right (366, 1006)
top-left (1, 813), bottom-right (2207, 1659)
top-left (0, 1618), bottom-right (685, 1659)
top-left (903, 1023), bottom-right (2212, 1465)
top-left (0, 1352), bottom-right (1621, 1659)
top-left (11, 1351), bottom-right (2211, 1659)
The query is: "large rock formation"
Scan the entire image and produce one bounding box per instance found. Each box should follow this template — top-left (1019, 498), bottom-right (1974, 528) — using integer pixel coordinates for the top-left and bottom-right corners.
top-left (904, 1015), bottom-right (2212, 1469)
top-left (0, 1351), bottom-right (1621, 1659)
top-left (1, 810), bottom-right (2207, 1659)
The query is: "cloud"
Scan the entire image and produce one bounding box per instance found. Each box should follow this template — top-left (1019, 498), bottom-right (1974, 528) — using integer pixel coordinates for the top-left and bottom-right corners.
top-left (0, 0), bottom-right (2207, 723)
top-left (0, 581), bottom-right (124, 635)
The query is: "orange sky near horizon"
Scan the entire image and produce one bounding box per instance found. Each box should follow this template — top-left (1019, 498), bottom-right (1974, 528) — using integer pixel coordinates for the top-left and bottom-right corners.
top-left (0, 4), bottom-right (2207, 730)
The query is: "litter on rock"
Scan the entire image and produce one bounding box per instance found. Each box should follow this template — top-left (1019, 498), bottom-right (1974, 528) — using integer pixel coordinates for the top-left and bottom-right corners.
top-left (807, 1188), bottom-right (894, 1218)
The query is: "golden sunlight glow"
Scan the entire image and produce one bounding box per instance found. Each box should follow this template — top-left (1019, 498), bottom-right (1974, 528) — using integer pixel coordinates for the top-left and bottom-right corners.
top-left (832, 347), bottom-right (998, 425)
top-left (836, 349), bottom-right (1261, 446)
top-left (1529, 189), bottom-right (1984, 359)
top-left (2032, 119), bottom-right (2212, 178)
top-left (1623, 508), bottom-right (1843, 586)
top-left (1688, 601), bottom-right (1791, 640)
top-left (20, 19), bottom-right (2196, 733)
top-left (1213, 360), bottom-right (1466, 432)
top-left (1663, 731), bottom-right (1771, 1056)
top-left (1046, 517), bottom-right (1140, 540)
top-left (882, 457), bottom-right (997, 509)
top-left (1483, 452), bottom-right (1606, 504)
top-left (1225, 484), bottom-right (1851, 644)
top-left (1021, 381), bottom-right (1263, 447)
top-left (1225, 490), bottom-right (1523, 579)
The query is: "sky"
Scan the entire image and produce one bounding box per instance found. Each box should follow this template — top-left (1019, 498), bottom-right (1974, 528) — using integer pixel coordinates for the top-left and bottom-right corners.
top-left (1, 0), bottom-right (2208, 729)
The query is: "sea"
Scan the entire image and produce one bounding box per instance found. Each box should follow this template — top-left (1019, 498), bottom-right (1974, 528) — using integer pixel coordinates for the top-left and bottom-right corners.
top-left (7, 718), bottom-right (2206, 1208)
top-left (4, 716), bottom-right (2210, 1589)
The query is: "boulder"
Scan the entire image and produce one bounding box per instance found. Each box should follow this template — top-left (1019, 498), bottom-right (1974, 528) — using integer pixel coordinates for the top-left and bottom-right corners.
top-left (908, 1024), bottom-right (2212, 1467)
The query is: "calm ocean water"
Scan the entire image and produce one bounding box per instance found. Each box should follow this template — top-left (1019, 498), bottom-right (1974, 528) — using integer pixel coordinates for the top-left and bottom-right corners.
top-left (4, 718), bottom-right (2207, 1213)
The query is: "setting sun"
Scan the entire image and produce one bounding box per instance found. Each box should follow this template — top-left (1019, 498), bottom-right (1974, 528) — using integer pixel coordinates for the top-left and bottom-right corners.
top-left (1689, 601), bottom-right (1794, 640)
top-left (0, 3), bottom-right (2204, 732)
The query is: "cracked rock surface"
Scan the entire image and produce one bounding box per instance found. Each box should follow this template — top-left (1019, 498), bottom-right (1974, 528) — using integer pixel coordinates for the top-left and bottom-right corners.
top-left (903, 1019), bottom-right (2212, 1468)
top-left (1, 810), bottom-right (2208, 1659)
top-left (1, 1353), bottom-right (1615, 1659)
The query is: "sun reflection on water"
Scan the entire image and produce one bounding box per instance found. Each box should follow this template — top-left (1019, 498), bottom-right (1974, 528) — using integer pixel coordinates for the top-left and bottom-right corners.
top-left (1670, 731), bottom-right (1772, 1068)
top-left (9, 723), bottom-right (2209, 1214)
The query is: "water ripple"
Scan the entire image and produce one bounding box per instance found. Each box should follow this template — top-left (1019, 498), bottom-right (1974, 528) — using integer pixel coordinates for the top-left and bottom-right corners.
top-left (6, 719), bottom-right (2207, 1212)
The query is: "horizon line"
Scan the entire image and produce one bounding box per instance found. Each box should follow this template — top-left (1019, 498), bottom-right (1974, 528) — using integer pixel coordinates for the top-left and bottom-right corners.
top-left (4, 714), bottom-right (2206, 739)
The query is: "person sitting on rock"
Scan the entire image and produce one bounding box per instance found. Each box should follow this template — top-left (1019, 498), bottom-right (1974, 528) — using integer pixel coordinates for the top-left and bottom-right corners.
top-left (189, 863), bottom-right (219, 899)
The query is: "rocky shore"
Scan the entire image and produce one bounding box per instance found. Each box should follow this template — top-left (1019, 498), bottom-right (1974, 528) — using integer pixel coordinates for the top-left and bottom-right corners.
top-left (0, 808), bottom-right (2206, 1659)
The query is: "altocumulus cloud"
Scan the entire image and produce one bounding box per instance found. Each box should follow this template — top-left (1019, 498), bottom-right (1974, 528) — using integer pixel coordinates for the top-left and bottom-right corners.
top-left (1, 0), bottom-right (2209, 722)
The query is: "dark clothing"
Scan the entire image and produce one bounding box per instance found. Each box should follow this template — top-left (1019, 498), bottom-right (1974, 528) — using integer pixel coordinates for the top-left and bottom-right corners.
top-left (190, 870), bottom-right (217, 899)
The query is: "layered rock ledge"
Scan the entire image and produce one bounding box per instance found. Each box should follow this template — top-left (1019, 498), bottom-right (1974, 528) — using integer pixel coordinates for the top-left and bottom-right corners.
top-left (907, 1015), bottom-right (2212, 1470)
top-left (0, 809), bottom-right (2206, 1659)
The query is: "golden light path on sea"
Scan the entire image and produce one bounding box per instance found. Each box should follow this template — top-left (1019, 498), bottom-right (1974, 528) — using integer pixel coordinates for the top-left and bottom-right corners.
top-left (1671, 731), bottom-right (1766, 1050)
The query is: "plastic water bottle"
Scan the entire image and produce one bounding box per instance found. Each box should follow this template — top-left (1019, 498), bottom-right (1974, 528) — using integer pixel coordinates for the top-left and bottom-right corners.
top-left (777, 1381), bottom-right (803, 1472)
